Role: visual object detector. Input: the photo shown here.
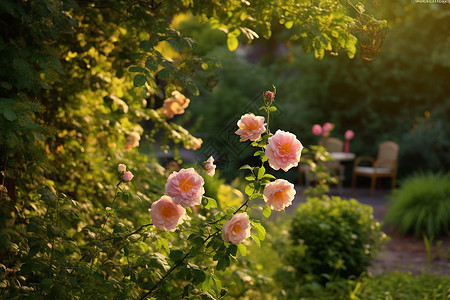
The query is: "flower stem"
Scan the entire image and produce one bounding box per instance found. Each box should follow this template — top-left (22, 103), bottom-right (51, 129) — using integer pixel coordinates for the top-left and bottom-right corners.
top-left (102, 180), bottom-right (122, 230)
top-left (139, 231), bottom-right (219, 299)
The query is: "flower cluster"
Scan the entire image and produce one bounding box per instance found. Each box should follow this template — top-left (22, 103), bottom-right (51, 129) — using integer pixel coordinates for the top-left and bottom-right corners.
top-left (312, 122), bottom-right (334, 137)
top-left (121, 87), bottom-right (302, 248)
top-left (118, 164), bottom-right (134, 182)
top-left (161, 91), bottom-right (190, 119)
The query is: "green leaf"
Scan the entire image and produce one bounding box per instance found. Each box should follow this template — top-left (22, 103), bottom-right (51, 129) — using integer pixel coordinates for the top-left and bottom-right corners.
top-left (158, 68), bottom-right (171, 80)
top-left (145, 57), bottom-right (159, 72)
top-left (239, 164), bottom-right (253, 171)
top-left (245, 184), bottom-right (255, 196)
top-left (263, 206), bottom-right (272, 218)
top-left (128, 66), bottom-right (145, 73)
top-left (139, 40), bottom-right (153, 52)
top-left (227, 36), bottom-right (238, 51)
top-left (237, 244), bottom-right (247, 256)
top-left (253, 222), bottom-right (266, 241)
top-left (217, 256), bottom-right (230, 271)
top-left (3, 105), bottom-right (17, 121)
top-left (227, 244), bottom-right (238, 257)
top-left (169, 250), bottom-right (184, 263)
top-left (192, 269), bottom-right (206, 285)
top-left (133, 74), bottom-right (147, 87)
top-left (203, 196), bottom-right (217, 209)
top-left (257, 166), bottom-right (265, 180)
top-left (262, 174), bottom-right (276, 180)
top-left (269, 106), bottom-right (277, 112)
top-left (346, 34), bottom-right (358, 59)
top-left (251, 234), bottom-right (261, 248)
top-left (245, 175), bottom-right (255, 181)
top-left (213, 274), bottom-right (223, 293)
top-left (121, 192), bottom-right (130, 203)
top-left (148, 253), bottom-right (170, 272)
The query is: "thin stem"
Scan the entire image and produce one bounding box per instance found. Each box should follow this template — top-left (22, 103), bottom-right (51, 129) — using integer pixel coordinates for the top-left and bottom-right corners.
top-left (102, 180), bottom-right (122, 230)
top-left (101, 223), bottom-right (153, 242)
top-left (139, 231), bottom-right (219, 299)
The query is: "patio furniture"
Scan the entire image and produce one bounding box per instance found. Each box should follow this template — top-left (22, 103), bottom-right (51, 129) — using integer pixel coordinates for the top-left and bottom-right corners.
top-left (352, 141), bottom-right (400, 196)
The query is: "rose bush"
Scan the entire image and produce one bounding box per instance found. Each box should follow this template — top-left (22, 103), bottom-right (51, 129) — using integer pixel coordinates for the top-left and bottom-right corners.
top-left (1, 87), bottom-right (304, 299)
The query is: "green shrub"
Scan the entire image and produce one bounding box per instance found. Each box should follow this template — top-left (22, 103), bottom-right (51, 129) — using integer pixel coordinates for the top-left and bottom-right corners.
top-left (385, 172), bottom-right (450, 237)
top-left (286, 196), bottom-right (388, 284)
top-left (273, 271), bottom-right (450, 300)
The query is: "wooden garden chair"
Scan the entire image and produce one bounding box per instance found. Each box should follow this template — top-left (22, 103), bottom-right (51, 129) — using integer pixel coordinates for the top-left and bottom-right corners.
top-left (352, 141), bottom-right (400, 196)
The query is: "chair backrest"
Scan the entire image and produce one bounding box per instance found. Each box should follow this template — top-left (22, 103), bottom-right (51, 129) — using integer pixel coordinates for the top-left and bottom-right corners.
top-left (376, 141), bottom-right (399, 170)
top-left (323, 137), bottom-right (344, 153)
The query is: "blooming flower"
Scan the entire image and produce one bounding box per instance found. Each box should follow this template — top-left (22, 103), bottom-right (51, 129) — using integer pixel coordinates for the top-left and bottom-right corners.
top-left (345, 130), bottom-right (355, 140)
top-left (204, 156), bottom-right (216, 177)
top-left (263, 179), bottom-right (296, 211)
top-left (165, 168), bottom-right (205, 208)
top-left (222, 213), bottom-right (251, 244)
top-left (124, 132), bottom-right (141, 151)
top-left (235, 113), bottom-right (266, 142)
top-left (122, 171), bottom-right (134, 182)
top-left (118, 164), bottom-right (126, 173)
top-left (265, 130), bottom-right (303, 172)
top-left (312, 124), bottom-right (323, 136)
top-left (161, 91), bottom-right (190, 119)
top-left (150, 196), bottom-right (185, 231)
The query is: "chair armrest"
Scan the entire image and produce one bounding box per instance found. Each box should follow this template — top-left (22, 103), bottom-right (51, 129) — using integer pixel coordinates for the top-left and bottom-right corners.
top-left (353, 156), bottom-right (375, 168)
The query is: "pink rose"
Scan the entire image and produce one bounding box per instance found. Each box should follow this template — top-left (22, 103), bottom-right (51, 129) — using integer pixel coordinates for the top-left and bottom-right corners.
top-left (204, 156), bottom-right (216, 177)
top-left (345, 130), bottom-right (354, 140)
top-left (263, 179), bottom-right (296, 211)
top-left (235, 113), bottom-right (266, 142)
top-left (150, 196), bottom-right (185, 231)
top-left (161, 91), bottom-right (190, 119)
top-left (165, 168), bottom-right (205, 208)
top-left (122, 171), bottom-right (134, 182)
top-left (312, 124), bottom-right (323, 136)
top-left (265, 130), bottom-right (303, 172)
top-left (222, 213), bottom-right (251, 244)
top-left (124, 132), bottom-right (141, 151)
top-left (118, 164), bottom-right (126, 173)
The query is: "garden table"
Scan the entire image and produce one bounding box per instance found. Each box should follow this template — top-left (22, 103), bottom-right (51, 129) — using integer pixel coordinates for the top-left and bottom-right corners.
top-left (328, 152), bottom-right (356, 193)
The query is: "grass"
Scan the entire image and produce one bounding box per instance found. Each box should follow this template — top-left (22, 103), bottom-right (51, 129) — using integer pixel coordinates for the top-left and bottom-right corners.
top-left (385, 171), bottom-right (450, 237)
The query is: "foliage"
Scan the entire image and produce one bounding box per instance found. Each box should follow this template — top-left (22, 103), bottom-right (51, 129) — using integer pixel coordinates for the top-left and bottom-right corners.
top-left (272, 271), bottom-right (450, 300)
top-left (0, 88), bottom-right (303, 299)
top-left (185, 0), bottom-right (450, 180)
top-left (300, 145), bottom-right (339, 197)
top-left (285, 196), bottom-right (388, 284)
top-left (385, 171), bottom-right (450, 237)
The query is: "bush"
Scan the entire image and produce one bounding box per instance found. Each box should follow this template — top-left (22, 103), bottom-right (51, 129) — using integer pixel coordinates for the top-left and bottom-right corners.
top-left (286, 196), bottom-right (387, 284)
top-left (273, 271), bottom-right (450, 300)
top-left (385, 172), bottom-right (450, 237)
